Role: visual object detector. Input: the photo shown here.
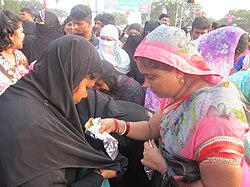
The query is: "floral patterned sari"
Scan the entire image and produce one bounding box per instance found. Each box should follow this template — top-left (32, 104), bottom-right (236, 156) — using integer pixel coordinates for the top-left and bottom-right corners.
top-left (134, 25), bottom-right (249, 185)
top-left (160, 82), bottom-right (250, 186)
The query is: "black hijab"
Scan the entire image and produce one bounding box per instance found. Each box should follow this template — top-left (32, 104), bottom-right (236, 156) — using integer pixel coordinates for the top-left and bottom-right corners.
top-left (123, 34), bottom-right (144, 85)
top-left (21, 21), bottom-right (36, 63)
top-left (141, 19), bottom-right (161, 39)
top-left (100, 59), bottom-right (120, 90)
top-left (22, 21), bottom-right (36, 35)
top-left (76, 89), bottom-right (153, 187)
top-left (30, 11), bottom-right (64, 62)
top-left (0, 35), bottom-right (120, 187)
top-left (123, 23), bottom-right (144, 85)
top-left (99, 60), bottom-right (145, 105)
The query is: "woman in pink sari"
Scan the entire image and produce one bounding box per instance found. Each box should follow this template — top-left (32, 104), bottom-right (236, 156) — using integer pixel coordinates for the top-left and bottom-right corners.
top-left (100, 25), bottom-right (250, 186)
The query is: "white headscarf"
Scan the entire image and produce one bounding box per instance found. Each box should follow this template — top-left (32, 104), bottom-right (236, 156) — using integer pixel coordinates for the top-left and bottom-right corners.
top-left (96, 24), bottom-right (130, 74)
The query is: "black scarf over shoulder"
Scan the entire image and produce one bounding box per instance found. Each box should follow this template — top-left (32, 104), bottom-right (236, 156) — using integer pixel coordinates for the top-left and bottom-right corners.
top-left (21, 21), bottom-right (36, 63)
top-left (30, 11), bottom-right (64, 62)
top-left (123, 35), bottom-right (144, 85)
top-left (0, 35), bottom-right (120, 187)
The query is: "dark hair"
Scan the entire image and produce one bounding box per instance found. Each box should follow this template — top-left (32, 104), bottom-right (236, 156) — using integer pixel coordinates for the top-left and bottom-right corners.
top-left (128, 23), bottom-right (142, 32)
top-left (119, 24), bottom-right (130, 39)
top-left (94, 13), bottom-right (115, 25)
top-left (0, 10), bottom-right (22, 52)
top-left (70, 4), bottom-right (92, 22)
top-left (62, 16), bottom-right (73, 28)
top-left (123, 24), bottom-right (130, 31)
top-left (34, 10), bottom-right (61, 29)
top-left (99, 60), bottom-right (119, 90)
top-left (181, 25), bottom-right (189, 34)
top-left (21, 7), bottom-right (33, 16)
top-left (94, 14), bottom-right (101, 22)
top-left (191, 16), bottom-right (211, 31)
top-left (86, 63), bottom-right (104, 80)
top-left (211, 22), bottom-right (219, 30)
top-left (235, 33), bottom-right (248, 58)
top-left (159, 13), bottom-right (170, 20)
top-left (137, 57), bottom-right (174, 72)
top-left (86, 71), bottom-right (103, 80)
top-left (141, 19), bottom-right (161, 39)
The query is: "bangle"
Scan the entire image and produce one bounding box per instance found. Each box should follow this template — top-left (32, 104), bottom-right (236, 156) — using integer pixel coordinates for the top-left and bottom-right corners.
top-left (113, 118), bottom-right (119, 133)
top-left (118, 120), bottom-right (127, 135)
top-left (124, 122), bottom-right (130, 135)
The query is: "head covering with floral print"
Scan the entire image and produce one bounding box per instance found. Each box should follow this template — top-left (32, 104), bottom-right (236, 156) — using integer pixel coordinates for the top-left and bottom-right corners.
top-left (134, 25), bottom-right (221, 84)
top-left (197, 26), bottom-right (247, 79)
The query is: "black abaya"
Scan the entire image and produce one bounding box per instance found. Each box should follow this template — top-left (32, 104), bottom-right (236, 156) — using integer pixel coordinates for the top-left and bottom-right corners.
top-left (0, 35), bottom-right (120, 187)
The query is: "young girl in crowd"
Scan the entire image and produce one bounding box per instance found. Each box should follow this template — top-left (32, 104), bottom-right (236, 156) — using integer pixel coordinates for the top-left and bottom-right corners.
top-left (0, 10), bottom-right (29, 95)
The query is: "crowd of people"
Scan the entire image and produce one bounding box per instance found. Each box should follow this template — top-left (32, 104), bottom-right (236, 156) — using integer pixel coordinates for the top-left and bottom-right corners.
top-left (0, 4), bottom-right (249, 187)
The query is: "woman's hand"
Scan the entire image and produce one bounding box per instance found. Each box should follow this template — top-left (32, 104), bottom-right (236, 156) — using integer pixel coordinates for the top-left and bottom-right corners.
top-left (99, 118), bottom-right (115, 133)
top-left (141, 139), bottom-right (167, 173)
top-left (99, 169), bottom-right (117, 179)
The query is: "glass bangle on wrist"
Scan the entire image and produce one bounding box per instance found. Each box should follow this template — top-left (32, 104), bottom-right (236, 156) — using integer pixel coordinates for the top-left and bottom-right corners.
top-left (113, 118), bottom-right (119, 133)
top-left (119, 120), bottom-right (127, 135)
top-left (118, 120), bottom-right (131, 136)
top-left (124, 122), bottom-right (130, 135)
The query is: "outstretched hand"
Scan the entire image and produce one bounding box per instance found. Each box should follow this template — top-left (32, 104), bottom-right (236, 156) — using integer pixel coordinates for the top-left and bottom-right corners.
top-left (99, 118), bottom-right (115, 133)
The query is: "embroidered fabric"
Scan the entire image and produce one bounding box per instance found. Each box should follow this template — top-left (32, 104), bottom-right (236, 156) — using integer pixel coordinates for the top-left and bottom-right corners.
top-left (0, 50), bottom-right (29, 95)
top-left (159, 82), bottom-right (250, 186)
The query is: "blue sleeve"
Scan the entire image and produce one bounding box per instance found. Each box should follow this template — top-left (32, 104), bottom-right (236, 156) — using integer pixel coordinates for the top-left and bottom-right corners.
top-left (233, 56), bottom-right (246, 71)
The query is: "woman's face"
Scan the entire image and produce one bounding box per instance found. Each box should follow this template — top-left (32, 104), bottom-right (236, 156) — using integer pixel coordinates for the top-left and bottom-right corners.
top-left (73, 77), bottom-right (99, 104)
top-left (64, 21), bottom-right (76, 34)
top-left (10, 22), bottom-right (25, 50)
top-left (137, 59), bottom-right (183, 98)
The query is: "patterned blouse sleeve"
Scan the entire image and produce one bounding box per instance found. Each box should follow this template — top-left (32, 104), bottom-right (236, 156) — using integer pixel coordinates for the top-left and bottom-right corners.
top-left (0, 71), bottom-right (12, 95)
top-left (193, 83), bottom-right (249, 165)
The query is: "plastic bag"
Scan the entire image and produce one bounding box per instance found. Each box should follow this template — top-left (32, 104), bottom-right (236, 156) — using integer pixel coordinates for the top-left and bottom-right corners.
top-left (85, 117), bottom-right (119, 160)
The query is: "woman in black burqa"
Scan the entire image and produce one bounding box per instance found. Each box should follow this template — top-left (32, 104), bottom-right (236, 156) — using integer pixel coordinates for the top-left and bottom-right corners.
top-left (0, 35), bottom-right (121, 187)
top-left (21, 21), bottom-right (36, 64)
top-left (29, 10), bottom-right (64, 62)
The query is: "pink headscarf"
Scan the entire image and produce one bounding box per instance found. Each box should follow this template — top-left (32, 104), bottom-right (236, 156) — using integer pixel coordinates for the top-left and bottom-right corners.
top-left (134, 25), bottom-right (221, 84)
top-left (197, 26), bottom-right (247, 79)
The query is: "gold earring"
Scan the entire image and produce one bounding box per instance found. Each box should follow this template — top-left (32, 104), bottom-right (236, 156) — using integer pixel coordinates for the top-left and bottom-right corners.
top-left (176, 75), bottom-right (184, 83)
top-left (176, 75), bottom-right (183, 79)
